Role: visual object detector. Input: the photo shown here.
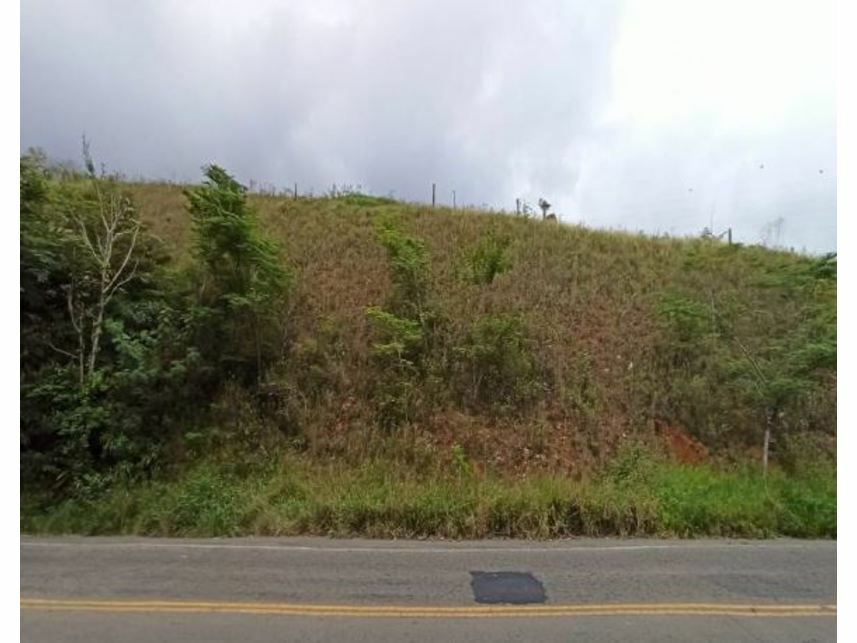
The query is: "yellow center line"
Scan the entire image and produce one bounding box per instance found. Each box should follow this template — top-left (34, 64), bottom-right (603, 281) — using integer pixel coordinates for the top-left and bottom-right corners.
top-left (20, 598), bottom-right (837, 619)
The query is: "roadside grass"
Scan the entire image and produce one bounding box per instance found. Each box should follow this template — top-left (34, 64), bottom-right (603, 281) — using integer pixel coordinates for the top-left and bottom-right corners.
top-left (21, 452), bottom-right (835, 539)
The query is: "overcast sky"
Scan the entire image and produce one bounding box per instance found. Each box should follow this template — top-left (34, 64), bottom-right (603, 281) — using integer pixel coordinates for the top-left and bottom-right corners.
top-left (21, 0), bottom-right (836, 253)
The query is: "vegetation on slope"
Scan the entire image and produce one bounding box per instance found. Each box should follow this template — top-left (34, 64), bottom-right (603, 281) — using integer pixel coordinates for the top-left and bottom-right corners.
top-left (20, 150), bottom-right (836, 536)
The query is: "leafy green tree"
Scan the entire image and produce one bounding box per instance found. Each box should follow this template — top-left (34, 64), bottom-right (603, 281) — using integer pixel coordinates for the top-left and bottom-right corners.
top-left (184, 165), bottom-right (291, 381)
top-left (21, 151), bottom-right (71, 373)
top-left (658, 253), bottom-right (836, 474)
top-left (20, 149), bottom-right (194, 495)
top-left (722, 254), bottom-right (836, 474)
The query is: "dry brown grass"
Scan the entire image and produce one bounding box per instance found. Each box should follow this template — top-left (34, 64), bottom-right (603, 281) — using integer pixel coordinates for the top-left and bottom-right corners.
top-left (122, 182), bottom-right (832, 474)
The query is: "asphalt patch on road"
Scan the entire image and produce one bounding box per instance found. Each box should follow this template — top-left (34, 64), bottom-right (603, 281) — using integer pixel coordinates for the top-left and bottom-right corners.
top-left (470, 571), bottom-right (547, 604)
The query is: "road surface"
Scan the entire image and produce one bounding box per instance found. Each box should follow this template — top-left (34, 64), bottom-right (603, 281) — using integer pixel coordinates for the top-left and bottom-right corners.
top-left (21, 536), bottom-right (836, 642)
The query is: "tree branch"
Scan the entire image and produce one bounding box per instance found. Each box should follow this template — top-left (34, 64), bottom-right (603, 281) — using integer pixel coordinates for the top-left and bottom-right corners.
top-left (47, 342), bottom-right (79, 361)
top-left (104, 222), bottom-right (140, 295)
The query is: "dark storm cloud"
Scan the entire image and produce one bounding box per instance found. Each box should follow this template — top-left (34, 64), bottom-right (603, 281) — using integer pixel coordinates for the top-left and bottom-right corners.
top-left (22, 1), bottom-right (620, 197)
top-left (21, 0), bottom-right (835, 252)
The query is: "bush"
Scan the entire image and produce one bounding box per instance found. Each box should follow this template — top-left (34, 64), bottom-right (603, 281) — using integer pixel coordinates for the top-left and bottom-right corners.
top-left (337, 193), bottom-right (397, 207)
top-left (366, 220), bottom-right (441, 428)
top-left (365, 307), bottom-right (426, 428)
top-left (460, 232), bottom-right (512, 285)
top-left (452, 314), bottom-right (544, 414)
top-left (373, 218), bottom-right (431, 321)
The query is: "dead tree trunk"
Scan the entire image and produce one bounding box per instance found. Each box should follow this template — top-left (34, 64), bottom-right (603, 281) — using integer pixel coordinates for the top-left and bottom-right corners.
top-left (762, 409), bottom-right (772, 477)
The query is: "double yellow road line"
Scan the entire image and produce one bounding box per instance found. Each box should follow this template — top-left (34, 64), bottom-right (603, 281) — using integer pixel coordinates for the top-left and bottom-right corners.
top-left (20, 598), bottom-right (836, 619)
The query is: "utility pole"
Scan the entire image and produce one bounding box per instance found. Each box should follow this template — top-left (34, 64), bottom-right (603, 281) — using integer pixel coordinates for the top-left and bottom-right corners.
top-left (516, 198), bottom-right (521, 215)
top-left (294, 183), bottom-right (298, 199)
top-left (452, 190), bottom-right (456, 209)
top-left (432, 183), bottom-right (436, 208)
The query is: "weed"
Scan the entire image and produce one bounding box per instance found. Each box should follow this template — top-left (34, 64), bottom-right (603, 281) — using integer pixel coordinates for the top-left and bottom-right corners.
top-left (460, 232), bottom-right (512, 285)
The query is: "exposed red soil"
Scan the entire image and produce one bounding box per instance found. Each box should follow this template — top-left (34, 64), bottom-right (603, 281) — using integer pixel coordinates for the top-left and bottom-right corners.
top-left (656, 420), bottom-right (709, 465)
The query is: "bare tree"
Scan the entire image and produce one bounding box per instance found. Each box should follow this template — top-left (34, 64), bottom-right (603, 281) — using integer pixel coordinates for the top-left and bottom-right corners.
top-left (59, 140), bottom-right (142, 386)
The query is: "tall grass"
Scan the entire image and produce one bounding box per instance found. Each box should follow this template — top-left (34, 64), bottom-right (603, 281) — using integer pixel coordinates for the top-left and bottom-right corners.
top-left (22, 451), bottom-right (835, 539)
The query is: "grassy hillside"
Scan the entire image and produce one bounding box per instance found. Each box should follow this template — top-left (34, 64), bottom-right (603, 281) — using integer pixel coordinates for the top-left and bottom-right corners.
top-left (21, 161), bottom-right (836, 537)
top-left (128, 183), bottom-right (835, 469)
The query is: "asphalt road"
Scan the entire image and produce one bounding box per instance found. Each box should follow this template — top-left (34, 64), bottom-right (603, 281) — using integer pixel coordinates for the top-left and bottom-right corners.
top-left (21, 536), bottom-right (836, 642)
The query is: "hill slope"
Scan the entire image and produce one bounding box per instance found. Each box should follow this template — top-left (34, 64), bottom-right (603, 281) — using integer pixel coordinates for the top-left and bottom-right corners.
top-left (21, 164), bottom-right (836, 537)
top-left (128, 183), bottom-right (835, 472)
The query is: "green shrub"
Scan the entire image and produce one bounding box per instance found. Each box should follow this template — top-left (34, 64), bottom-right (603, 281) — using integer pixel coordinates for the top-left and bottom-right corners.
top-left (373, 218), bottom-right (431, 320)
top-left (657, 294), bottom-right (716, 357)
top-left (452, 313), bottom-right (543, 413)
top-left (337, 193), bottom-right (397, 207)
top-left (365, 307), bottom-right (426, 428)
top-left (461, 232), bottom-right (511, 285)
top-left (366, 220), bottom-right (440, 428)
